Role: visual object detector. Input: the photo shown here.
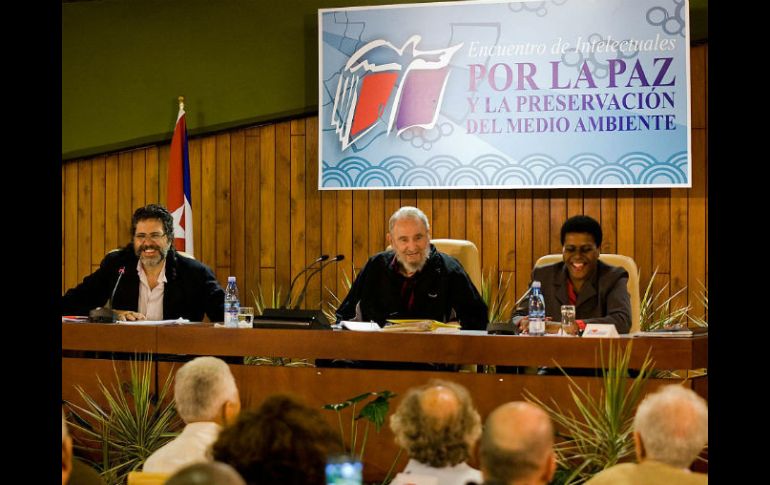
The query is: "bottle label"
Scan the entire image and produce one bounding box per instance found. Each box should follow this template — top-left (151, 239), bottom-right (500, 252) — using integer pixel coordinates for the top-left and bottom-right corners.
top-left (224, 300), bottom-right (240, 327)
top-left (528, 317), bottom-right (545, 336)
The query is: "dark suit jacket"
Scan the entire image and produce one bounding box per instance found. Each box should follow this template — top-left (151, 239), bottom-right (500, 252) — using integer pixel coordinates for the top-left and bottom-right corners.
top-left (512, 259), bottom-right (631, 333)
top-left (61, 245), bottom-right (224, 322)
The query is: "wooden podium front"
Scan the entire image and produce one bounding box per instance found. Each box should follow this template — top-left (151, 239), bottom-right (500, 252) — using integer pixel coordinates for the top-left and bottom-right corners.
top-left (62, 323), bottom-right (707, 480)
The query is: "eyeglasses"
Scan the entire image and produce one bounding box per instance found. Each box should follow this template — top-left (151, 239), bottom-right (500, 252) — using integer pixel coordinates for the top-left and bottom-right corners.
top-left (563, 244), bottom-right (597, 255)
top-left (134, 232), bottom-right (166, 242)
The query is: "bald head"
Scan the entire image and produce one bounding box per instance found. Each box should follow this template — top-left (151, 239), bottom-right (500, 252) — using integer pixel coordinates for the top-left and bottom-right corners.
top-left (480, 402), bottom-right (555, 485)
top-left (166, 462), bottom-right (246, 485)
top-left (390, 380), bottom-right (481, 467)
top-left (419, 384), bottom-right (461, 425)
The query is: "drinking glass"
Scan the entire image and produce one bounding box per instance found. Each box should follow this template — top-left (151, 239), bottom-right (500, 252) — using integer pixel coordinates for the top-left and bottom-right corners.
top-left (561, 305), bottom-right (577, 336)
top-left (238, 307), bottom-right (255, 328)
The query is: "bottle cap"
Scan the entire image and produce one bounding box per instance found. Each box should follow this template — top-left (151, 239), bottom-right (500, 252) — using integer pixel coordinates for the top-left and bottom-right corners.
top-left (228, 276), bottom-right (236, 282)
top-left (531, 280), bottom-right (541, 288)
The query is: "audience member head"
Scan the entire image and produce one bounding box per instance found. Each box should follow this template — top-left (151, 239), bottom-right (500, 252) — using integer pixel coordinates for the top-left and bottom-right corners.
top-left (387, 206), bottom-right (431, 274)
top-left (165, 462), bottom-right (246, 485)
top-left (632, 384), bottom-right (708, 468)
top-left (174, 356), bottom-right (240, 426)
top-left (480, 402), bottom-right (555, 485)
top-left (131, 204), bottom-right (175, 267)
top-left (62, 410), bottom-right (73, 485)
top-left (389, 379), bottom-right (481, 468)
top-left (212, 394), bottom-right (341, 485)
top-left (560, 215), bottom-right (602, 285)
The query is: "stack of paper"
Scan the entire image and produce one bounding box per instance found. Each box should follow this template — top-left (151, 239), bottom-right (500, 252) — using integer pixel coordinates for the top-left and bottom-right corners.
top-left (383, 319), bottom-right (461, 333)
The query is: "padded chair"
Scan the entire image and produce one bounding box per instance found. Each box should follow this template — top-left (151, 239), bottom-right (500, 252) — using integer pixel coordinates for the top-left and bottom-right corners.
top-left (384, 239), bottom-right (482, 293)
top-left (534, 253), bottom-right (640, 333)
top-left (127, 471), bottom-right (170, 485)
top-left (430, 239), bottom-right (482, 293)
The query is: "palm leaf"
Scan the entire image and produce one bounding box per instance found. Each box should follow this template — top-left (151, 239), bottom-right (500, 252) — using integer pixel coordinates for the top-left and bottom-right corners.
top-left (525, 342), bottom-right (653, 484)
top-left (639, 267), bottom-right (691, 331)
top-left (64, 355), bottom-right (180, 485)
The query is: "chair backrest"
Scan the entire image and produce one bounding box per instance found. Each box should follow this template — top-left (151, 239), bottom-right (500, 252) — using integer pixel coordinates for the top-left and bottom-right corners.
top-left (127, 471), bottom-right (170, 485)
top-left (431, 239), bottom-right (482, 293)
top-left (534, 253), bottom-right (640, 333)
top-left (384, 239), bottom-right (482, 292)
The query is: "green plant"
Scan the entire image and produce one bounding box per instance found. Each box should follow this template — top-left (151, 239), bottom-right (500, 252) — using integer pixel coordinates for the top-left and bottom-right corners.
top-left (251, 283), bottom-right (285, 316)
top-left (639, 267), bottom-right (690, 331)
top-left (322, 267), bottom-right (356, 323)
top-left (481, 269), bottom-right (512, 323)
top-left (525, 342), bottom-right (654, 484)
top-left (688, 280), bottom-right (708, 327)
top-left (64, 355), bottom-right (180, 485)
top-left (323, 390), bottom-right (398, 483)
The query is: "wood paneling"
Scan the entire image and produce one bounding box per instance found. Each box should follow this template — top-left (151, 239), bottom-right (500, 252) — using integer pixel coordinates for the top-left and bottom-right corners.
top-left (61, 45), bottom-right (709, 322)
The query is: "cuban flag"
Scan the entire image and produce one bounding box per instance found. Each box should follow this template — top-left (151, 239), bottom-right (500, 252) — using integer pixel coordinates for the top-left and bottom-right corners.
top-left (167, 98), bottom-right (194, 256)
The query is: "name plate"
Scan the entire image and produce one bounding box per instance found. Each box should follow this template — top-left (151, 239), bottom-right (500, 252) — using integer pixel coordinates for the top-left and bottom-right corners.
top-left (582, 323), bottom-right (619, 338)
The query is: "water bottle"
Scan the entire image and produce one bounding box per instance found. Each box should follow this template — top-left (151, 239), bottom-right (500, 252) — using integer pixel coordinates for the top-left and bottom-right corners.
top-left (528, 280), bottom-right (545, 336)
top-left (224, 276), bottom-right (240, 328)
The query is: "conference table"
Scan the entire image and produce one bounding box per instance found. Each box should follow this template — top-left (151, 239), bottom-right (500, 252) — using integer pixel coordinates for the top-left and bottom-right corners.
top-left (62, 322), bottom-right (707, 480)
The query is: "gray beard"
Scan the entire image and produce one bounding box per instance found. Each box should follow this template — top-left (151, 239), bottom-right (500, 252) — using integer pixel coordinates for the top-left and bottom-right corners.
top-left (140, 254), bottom-right (163, 267)
top-left (396, 245), bottom-right (431, 274)
top-left (137, 245), bottom-right (169, 268)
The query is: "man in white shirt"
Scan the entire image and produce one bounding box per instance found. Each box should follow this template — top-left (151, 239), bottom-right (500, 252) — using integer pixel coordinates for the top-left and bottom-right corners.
top-left (143, 356), bottom-right (241, 474)
top-left (389, 379), bottom-right (483, 485)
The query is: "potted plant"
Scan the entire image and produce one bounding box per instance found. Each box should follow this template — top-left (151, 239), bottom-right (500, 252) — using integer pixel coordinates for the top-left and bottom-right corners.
top-left (525, 342), bottom-right (654, 484)
top-left (64, 355), bottom-right (179, 485)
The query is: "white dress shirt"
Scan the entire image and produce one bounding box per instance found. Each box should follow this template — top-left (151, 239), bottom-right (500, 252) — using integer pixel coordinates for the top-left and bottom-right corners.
top-left (392, 458), bottom-right (483, 485)
top-left (142, 421), bottom-right (221, 474)
top-left (137, 260), bottom-right (167, 320)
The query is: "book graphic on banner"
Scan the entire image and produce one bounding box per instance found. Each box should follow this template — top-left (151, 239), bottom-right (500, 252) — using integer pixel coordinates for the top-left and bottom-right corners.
top-left (331, 35), bottom-right (462, 151)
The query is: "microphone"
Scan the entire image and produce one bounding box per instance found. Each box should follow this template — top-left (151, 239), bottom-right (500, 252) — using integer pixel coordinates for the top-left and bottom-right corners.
top-left (281, 255), bottom-right (329, 309)
top-left (89, 266), bottom-right (126, 323)
top-left (293, 255), bottom-right (345, 310)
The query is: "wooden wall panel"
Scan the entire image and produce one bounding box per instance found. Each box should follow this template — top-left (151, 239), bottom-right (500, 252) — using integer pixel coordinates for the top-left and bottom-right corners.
top-left (61, 45), bottom-right (709, 326)
top-left (91, 157), bottom-right (105, 269)
top-left (244, 128), bottom-right (261, 305)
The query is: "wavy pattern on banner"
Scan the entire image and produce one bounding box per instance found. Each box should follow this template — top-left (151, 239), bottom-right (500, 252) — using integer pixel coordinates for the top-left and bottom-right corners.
top-left (321, 151), bottom-right (688, 187)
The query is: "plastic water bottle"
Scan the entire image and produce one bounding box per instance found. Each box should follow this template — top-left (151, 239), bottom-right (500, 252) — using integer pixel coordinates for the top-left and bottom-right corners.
top-left (224, 276), bottom-right (240, 328)
top-left (528, 280), bottom-right (545, 336)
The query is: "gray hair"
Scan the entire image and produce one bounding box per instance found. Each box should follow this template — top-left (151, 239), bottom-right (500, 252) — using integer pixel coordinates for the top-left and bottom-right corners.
top-left (174, 357), bottom-right (238, 423)
top-left (389, 379), bottom-right (481, 467)
top-left (389, 206), bottom-right (430, 233)
top-left (633, 384), bottom-right (708, 468)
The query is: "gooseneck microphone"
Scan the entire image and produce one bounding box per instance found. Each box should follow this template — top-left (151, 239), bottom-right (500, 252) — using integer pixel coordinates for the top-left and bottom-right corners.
top-left (281, 255), bottom-right (329, 309)
top-left (253, 255), bottom-right (344, 330)
top-left (89, 266), bottom-right (126, 323)
top-left (293, 254), bottom-right (345, 310)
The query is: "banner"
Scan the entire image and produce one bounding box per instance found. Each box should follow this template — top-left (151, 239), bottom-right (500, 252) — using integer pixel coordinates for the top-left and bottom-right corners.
top-left (167, 101), bottom-right (195, 255)
top-left (319, 0), bottom-right (691, 190)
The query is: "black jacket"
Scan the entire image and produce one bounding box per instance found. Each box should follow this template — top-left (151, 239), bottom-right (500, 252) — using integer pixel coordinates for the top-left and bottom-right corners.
top-left (61, 245), bottom-right (224, 322)
top-left (512, 259), bottom-right (631, 333)
top-left (335, 245), bottom-right (488, 330)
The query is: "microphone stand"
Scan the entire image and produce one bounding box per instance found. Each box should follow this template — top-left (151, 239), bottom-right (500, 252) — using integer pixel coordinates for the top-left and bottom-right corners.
top-left (281, 255), bottom-right (328, 309)
top-left (293, 255), bottom-right (345, 310)
top-left (89, 266), bottom-right (126, 323)
top-left (254, 255), bottom-right (345, 330)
